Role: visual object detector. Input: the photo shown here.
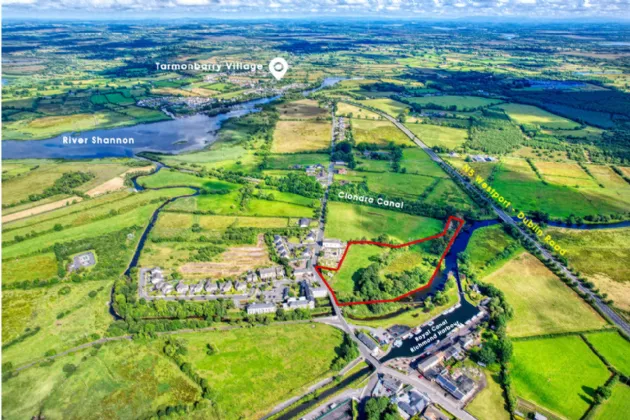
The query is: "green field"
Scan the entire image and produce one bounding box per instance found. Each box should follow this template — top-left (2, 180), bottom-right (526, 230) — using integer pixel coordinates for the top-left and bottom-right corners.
top-left (325, 201), bottom-right (444, 243)
top-left (584, 331), bottom-right (630, 375)
top-left (266, 153), bottom-right (330, 169)
top-left (2, 281), bottom-right (113, 367)
top-left (406, 95), bottom-right (502, 111)
top-left (466, 369), bottom-right (510, 420)
top-left (356, 98), bottom-right (410, 116)
top-left (2, 341), bottom-right (200, 420)
top-left (180, 323), bottom-right (344, 419)
top-left (511, 336), bottom-right (610, 419)
top-left (592, 383), bottom-right (630, 420)
top-left (328, 244), bottom-right (384, 299)
top-left (483, 252), bottom-right (607, 337)
top-left (351, 118), bottom-right (413, 146)
top-left (545, 227), bottom-right (630, 312)
top-left (137, 170), bottom-right (239, 192)
top-left (496, 103), bottom-right (581, 129)
top-left (465, 224), bottom-right (521, 275)
top-left (404, 123), bottom-right (468, 150)
top-left (337, 170), bottom-right (436, 200)
top-left (401, 148), bottom-right (450, 178)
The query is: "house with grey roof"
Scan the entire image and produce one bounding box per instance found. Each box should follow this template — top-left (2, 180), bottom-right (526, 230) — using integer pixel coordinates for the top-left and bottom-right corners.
top-left (220, 281), bottom-right (232, 293)
top-left (298, 218), bottom-right (311, 228)
top-left (283, 298), bottom-right (314, 311)
top-left (357, 332), bottom-right (380, 356)
top-left (259, 267), bottom-right (277, 281)
top-left (176, 282), bottom-right (189, 294)
top-left (161, 283), bottom-right (174, 294)
top-left (247, 302), bottom-right (276, 315)
top-left (234, 281), bottom-right (247, 292)
top-left (293, 268), bottom-right (311, 280)
top-left (204, 280), bottom-right (218, 293)
top-left (67, 251), bottom-right (97, 272)
top-left (190, 282), bottom-right (204, 294)
top-left (246, 272), bottom-right (257, 283)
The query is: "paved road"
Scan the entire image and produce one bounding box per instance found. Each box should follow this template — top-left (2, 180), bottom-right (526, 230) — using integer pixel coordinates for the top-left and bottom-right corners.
top-left (367, 105), bottom-right (630, 337)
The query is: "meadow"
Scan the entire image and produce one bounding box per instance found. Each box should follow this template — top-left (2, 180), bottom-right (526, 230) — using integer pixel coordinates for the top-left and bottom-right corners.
top-left (511, 336), bottom-right (610, 419)
top-left (137, 170), bottom-right (239, 192)
top-left (546, 227), bottom-right (630, 311)
top-left (424, 179), bottom-right (475, 211)
top-left (356, 98), bottom-right (410, 116)
top-left (404, 123), bottom-right (468, 150)
top-left (272, 120), bottom-right (331, 153)
top-left (465, 224), bottom-right (521, 275)
top-left (405, 95), bottom-right (502, 111)
top-left (584, 331), bottom-right (630, 375)
top-left (401, 148), bottom-right (450, 178)
top-left (158, 146), bottom-right (262, 173)
top-left (337, 170), bottom-right (436, 200)
top-left (482, 253), bottom-right (607, 337)
top-left (325, 201), bottom-right (444, 243)
top-left (496, 103), bottom-right (581, 129)
top-left (265, 153), bottom-right (330, 169)
top-left (2, 281), bottom-right (113, 367)
top-left (179, 324), bottom-right (344, 419)
top-left (328, 244), bottom-right (384, 300)
top-left (2, 341), bottom-right (201, 420)
top-left (336, 102), bottom-right (381, 119)
top-left (277, 99), bottom-right (328, 120)
top-left (350, 119), bottom-right (413, 146)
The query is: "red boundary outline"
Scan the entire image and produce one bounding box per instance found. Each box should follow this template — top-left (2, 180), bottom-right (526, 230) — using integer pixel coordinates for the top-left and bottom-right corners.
top-left (315, 215), bottom-right (465, 306)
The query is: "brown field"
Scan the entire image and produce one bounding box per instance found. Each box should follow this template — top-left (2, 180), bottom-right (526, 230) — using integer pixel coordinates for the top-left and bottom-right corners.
top-left (179, 234), bottom-right (270, 278)
top-left (2, 196), bottom-right (83, 223)
top-left (272, 120), bottom-right (331, 153)
top-left (86, 165), bottom-right (154, 197)
top-left (278, 99), bottom-right (328, 120)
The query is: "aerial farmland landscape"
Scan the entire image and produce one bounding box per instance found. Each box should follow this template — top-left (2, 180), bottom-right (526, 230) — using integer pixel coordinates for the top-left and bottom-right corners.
top-left (2, 1), bottom-right (630, 419)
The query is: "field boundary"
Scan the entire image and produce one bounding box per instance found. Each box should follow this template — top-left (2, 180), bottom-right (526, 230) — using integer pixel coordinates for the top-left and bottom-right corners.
top-left (315, 215), bottom-right (464, 306)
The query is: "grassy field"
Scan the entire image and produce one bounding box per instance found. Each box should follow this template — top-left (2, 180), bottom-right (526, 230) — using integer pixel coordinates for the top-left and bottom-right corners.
top-left (545, 227), bottom-right (630, 312)
top-left (424, 179), bottom-right (476, 211)
top-left (2, 281), bottom-right (113, 367)
top-left (404, 123), bottom-right (468, 150)
top-left (266, 153), bottom-right (330, 169)
top-left (278, 99), bottom-right (328, 120)
top-left (401, 148), bottom-right (450, 178)
top-left (356, 98), bottom-right (410, 116)
top-left (584, 331), bottom-right (630, 375)
top-left (2, 341), bottom-right (200, 420)
top-left (325, 201), bottom-right (444, 243)
top-left (511, 336), bottom-right (610, 419)
top-left (2, 159), bottom-right (135, 207)
top-left (179, 323), bottom-right (344, 419)
top-left (482, 252), bottom-right (607, 337)
top-left (137, 170), bottom-right (239, 191)
top-left (405, 95), bottom-right (502, 111)
top-left (272, 120), bottom-right (331, 153)
top-left (496, 103), bottom-right (581, 129)
top-left (592, 383), bottom-right (630, 420)
top-left (328, 244), bottom-right (384, 300)
top-left (466, 224), bottom-right (521, 275)
top-left (466, 369), bottom-right (510, 420)
top-left (337, 170), bottom-right (436, 200)
top-left (351, 118), bottom-right (413, 146)
top-left (1, 252), bottom-right (58, 285)
top-left (336, 102), bottom-right (381, 119)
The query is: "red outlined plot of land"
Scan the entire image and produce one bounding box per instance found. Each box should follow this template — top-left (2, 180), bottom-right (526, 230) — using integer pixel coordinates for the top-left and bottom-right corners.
top-left (315, 215), bottom-right (465, 306)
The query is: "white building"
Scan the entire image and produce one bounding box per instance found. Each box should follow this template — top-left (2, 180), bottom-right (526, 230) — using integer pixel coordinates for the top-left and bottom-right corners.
top-left (247, 302), bottom-right (277, 315)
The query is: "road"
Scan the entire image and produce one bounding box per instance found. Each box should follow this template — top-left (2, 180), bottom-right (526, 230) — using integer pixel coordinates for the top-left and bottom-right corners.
top-left (371, 106), bottom-right (630, 337)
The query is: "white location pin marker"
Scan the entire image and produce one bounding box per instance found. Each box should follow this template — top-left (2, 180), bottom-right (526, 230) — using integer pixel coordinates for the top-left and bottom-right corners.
top-left (269, 57), bottom-right (288, 81)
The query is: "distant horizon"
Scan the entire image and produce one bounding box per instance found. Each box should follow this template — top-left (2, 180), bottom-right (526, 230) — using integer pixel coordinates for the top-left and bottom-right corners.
top-left (3, 0), bottom-right (630, 22)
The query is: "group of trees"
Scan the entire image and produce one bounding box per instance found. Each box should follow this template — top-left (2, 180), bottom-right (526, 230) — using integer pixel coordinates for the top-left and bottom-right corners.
top-left (331, 140), bottom-right (356, 168)
top-left (331, 333), bottom-right (359, 370)
top-left (29, 171), bottom-right (95, 202)
top-left (265, 172), bottom-right (324, 198)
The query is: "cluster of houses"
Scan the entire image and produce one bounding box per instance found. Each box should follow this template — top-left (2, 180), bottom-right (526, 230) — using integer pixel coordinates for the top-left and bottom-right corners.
top-left (416, 334), bottom-right (480, 402)
top-left (321, 238), bottom-right (346, 261)
top-left (273, 233), bottom-right (315, 261)
top-left (246, 279), bottom-right (328, 315)
top-left (371, 374), bottom-right (449, 420)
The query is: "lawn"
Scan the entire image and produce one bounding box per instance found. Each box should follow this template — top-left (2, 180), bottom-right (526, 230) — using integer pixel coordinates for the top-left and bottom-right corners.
top-left (179, 323), bottom-right (344, 419)
top-left (2, 341), bottom-right (200, 420)
top-left (545, 227), bottom-right (630, 312)
top-left (466, 369), bottom-right (510, 420)
top-left (511, 336), bottom-right (610, 419)
top-left (351, 119), bottom-right (412, 146)
top-left (277, 99), bottom-right (328, 119)
top-left (325, 201), bottom-right (444, 243)
top-left (405, 95), bottom-right (502, 111)
top-left (482, 252), bottom-right (607, 337)
top-left (496, 103), bottom-right (581, 129)
top-left (2, 281), bottom-right (114, 367)
top-left (584, 331), bottom-right (630, 375)
top-left (592, 383), bottom-right (630, 420)
top-left (404, 123), bottom-right (468, 150)
top-left (272, 120), bottom-right (331, 153)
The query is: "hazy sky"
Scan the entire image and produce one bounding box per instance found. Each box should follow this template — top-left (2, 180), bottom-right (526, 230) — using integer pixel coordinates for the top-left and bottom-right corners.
top-left (3, 0), bottom-right (629, 20)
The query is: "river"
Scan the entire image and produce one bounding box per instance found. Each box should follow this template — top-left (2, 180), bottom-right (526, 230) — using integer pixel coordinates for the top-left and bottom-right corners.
top-left (2, 77), bottom-right (344, 160)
